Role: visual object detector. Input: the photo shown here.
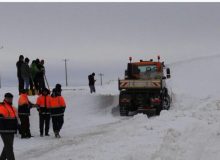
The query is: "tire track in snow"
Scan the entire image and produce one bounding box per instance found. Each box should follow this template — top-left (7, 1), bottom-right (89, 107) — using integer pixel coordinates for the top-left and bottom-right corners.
top-left (16, 94), bottom-right (121, 160)
top-left (17, 119), bottom-right (127, 160)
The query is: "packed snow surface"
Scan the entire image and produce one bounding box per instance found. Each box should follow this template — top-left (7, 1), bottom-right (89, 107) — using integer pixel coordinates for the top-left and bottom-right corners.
top-left (1, 55), bottom-right (220, 160)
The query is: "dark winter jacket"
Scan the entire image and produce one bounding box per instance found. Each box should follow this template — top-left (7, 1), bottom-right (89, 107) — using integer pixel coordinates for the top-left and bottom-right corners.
top-left (36, 95), bottom-right (51, 115)
top-left (18, 93), bottom-right (31, 116)
top-left (16, 60), bottom-right (24, 78)
top-left (30, 62), bottom-right (40, 80)
top-left (0, 101), bottom-right (18, 134)
top-left (88, 75), bottom-right (95, 85)
top-left (50, 94), bottom-right (66, 117)
top-left (36, 64), bottom-right (45, 78)
top-left (18, 104), bottom-right (31, 116)
top-left (21, 62), bottom-right (31, 79)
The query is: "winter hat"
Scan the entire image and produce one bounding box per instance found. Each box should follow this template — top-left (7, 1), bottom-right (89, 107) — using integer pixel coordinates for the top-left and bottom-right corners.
top-left (42, 88), bottom-right (50, 95)
top-left (40, 59), bottom-right (44, 64)
top-left (55, 84), bottom-right (62, 92)
top-left (4, 93), bottom-right (13, 98)
top-left (51, 88), bottom-right (57, 97)
top-left (25, 57), bottom-right (30, 63)
top-left (19, 55), bottom-right (24, 60)
top-left (20, 89), bottom-right (27, 94)
top-left (35, 59), bottom-right (40, 64)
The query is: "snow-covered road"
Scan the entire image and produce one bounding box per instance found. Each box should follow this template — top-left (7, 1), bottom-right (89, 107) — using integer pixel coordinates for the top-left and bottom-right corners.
top-left (1, 55), bottom-right (220, 160)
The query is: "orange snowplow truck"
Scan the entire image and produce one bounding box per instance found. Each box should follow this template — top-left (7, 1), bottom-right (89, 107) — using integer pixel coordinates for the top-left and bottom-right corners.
top-left (118, 56), bottom-right (171, 116)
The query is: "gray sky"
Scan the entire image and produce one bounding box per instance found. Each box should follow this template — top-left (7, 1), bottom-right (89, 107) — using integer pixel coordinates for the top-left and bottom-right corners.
top-left (0, 3), bottom-right (220, 87)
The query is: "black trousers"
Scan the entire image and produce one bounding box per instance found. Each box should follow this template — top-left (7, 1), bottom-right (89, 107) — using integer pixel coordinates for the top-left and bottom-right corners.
top-left (33, 77), bottom-right (39, 91)
top-left (18, 77), bottom-right (24, 94)
top-left (19, 115), bottom-right (31, 137)
top-left (39, 114), bottom-right (50, 135)
top-left (29, 78), bottom-right (34, 90)
top-left (39, 77), bottom-right (45, 92)
top-left (0, 134), bottom-right (15, 160)
top-left (89, 85), bottom-right (96, 93)
top-left (52, 116), bottom-right (64, 133)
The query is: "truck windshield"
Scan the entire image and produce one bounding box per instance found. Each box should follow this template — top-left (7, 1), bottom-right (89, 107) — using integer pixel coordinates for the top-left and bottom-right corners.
top-left (138, 65), bottom-right (157, 72)
top-left (132, 65), bottom-right (162, 79)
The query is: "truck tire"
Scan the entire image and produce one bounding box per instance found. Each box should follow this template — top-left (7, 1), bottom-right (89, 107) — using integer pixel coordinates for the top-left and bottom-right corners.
top-left (162, 94), bottom-right (171, 110)
top-left (120, 105), bottom-right (129, 116)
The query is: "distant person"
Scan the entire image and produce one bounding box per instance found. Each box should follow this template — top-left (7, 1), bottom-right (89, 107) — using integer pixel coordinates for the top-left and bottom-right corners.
top-left (21, 57), bottom-right (31, 91)
top-left (88, 72), bottom-right (96, 93)
top-left (36, 88), bottom-right (51, 137)
top-left (50, 84), bottom-right (66, 138)
top-left (0, 93), bottom-right (18, 160)
top-left (16, 55), bottom-right (24, 94)
top-left (18, 89), bottom-right (34, 138)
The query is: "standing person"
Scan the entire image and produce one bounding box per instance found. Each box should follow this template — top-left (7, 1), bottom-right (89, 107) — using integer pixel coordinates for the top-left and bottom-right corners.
top-left (34, 59), bottom-right (41, 92)
top-left (88, 72), bottom-right (96, 93)
top-left (18, 90), bottom-right (33, 138)
top-left (36, 88), bottom-right (51, 137)
top-left (37, 60), bottom-right (46, 93)
top-left (30, 60), bottom-right (40, 94)
top-left (21, 57), bottom-right (31, 91)
top-left (16, 55), bottom-right (24, 94)
top-left (50, 84), bottom-right (66, 138)
top-left (0, 93), bottom-right (18, 160)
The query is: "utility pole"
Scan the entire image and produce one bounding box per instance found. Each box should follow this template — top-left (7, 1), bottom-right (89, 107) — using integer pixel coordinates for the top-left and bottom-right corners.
top-left (63, 59), bottom-right (69, 87)
top-left (98, 73), bottom-right (104, 86)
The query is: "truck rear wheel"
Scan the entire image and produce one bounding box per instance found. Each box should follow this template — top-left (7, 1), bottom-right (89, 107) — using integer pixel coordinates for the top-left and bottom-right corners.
top-left (120, 105), bottom-right (129, 116)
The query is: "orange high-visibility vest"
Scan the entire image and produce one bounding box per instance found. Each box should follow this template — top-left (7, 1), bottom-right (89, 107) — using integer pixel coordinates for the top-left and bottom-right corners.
top-left (0, 102), bottom-right (17, 118)
top-left (18, 93), bottom-right (29, 106)
top-left (36, 95), bottom-right (51, 108)
top-left (50, 96), bottom-right (66, 108)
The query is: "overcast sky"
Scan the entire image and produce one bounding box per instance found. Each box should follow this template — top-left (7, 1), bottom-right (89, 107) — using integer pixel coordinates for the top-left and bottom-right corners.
top-left (0, 3), bottom-right (220, 87)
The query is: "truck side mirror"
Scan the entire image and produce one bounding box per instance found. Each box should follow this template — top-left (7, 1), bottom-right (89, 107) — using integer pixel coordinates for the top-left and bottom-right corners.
top-left (125, 70), bottom-right (128, 79)
top-left (125, 70), bottom-right (128, 76)
top-left (166, 68), bottom-right (171, 79)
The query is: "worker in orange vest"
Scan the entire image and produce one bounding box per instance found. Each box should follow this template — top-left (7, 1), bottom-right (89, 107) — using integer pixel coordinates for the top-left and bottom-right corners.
top-left (18, 89), bottom-right (34, 138)
top-left (36, 88), bottom-right (51, 137)
top-left (50, 84), bottom-right (66, 138)
top-left (0, 93), bottom-right (18, 160)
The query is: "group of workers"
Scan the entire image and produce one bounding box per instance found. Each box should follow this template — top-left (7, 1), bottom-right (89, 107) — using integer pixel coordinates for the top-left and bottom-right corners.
top-left (16, 55), bottom-right (46, 95)
top-left (18, 83), bottom-right (66, 138)
top-left (0, 82), bottom-right (66, 159)
top-left (0, 56), bottom-right (98, 160)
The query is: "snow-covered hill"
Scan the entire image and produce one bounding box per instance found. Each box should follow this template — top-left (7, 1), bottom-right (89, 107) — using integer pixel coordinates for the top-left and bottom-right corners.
top-left (1, 55), bottom-right (220, 160)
